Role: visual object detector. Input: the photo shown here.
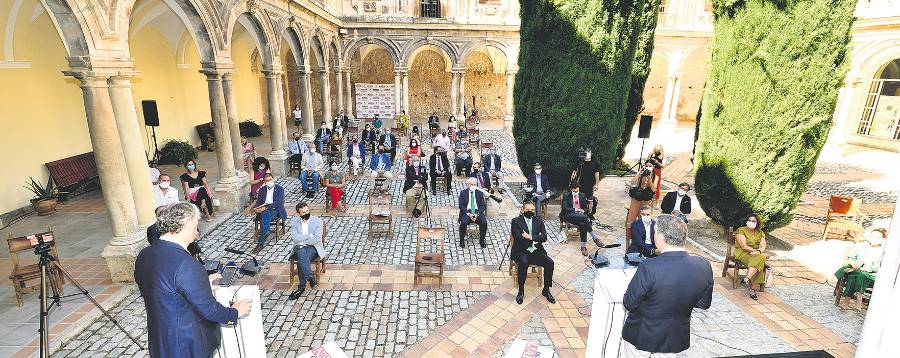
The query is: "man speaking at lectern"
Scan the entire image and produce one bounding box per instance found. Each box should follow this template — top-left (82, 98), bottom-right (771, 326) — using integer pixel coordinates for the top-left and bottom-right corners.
top-left (621, 214), bottom-right (712, 357)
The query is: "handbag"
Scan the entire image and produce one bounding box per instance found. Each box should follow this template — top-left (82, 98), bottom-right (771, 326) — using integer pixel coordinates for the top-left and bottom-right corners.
top-left (764, 267), bottom-right (774, 288)
top-left (628, 172), bottom-right (655, 200)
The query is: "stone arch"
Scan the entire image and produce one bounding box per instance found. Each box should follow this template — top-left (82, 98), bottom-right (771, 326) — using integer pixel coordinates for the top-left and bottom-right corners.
top-left (403, 38), bottom-right (458, 69)
top-left (38, 0), bottom-right (91, 58)
top-left (227, 11), bottom-right (276, 66)
top-left (343, 37), bottom-right (401, 67)
top-left (406, 43), bottom-right (454, 72)
top-left (408, 46), bottom-right (452, 119)
top-left (281, 25), bottom-right (308, 69)
top-left (849, 39), bottom-right (900, 83)
top-left (842, 38), bottom-right (900, 146)
top-left (310, 30), bottom-right (328, 69)
top-left (122, 0), bottom-right (217, 63)
top-left (459, 40), bottom-right (513, 71)
top-left (329, 38), bottom-right (341, 68)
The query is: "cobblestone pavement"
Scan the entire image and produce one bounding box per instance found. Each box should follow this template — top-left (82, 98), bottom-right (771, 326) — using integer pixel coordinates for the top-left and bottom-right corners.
top-left (770, 284), bottom-right (866, 344)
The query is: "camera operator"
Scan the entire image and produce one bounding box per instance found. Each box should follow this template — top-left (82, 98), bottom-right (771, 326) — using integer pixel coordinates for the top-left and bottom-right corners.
top-left (570, 149), bottom-right (601, 220)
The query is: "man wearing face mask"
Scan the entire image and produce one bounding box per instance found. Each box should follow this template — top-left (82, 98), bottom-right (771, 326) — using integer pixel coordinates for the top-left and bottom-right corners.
top-left (346, 136), bottom-right (367, 176)
top-left (469, 162), bottom-right (492, 191)
top-left (482, 148), bottom-right (503, 192)
top-left (561, 183), bottom-right (607, 256)
top-left (428, 112), bottom-right (440, 129)
top-left (432, 130), bottom-right (451, 153)
top-left (362, 123), bottom-right (377, 152)
top-left (526, 163), bottom-right (552, 218)
top-left (627, 205), bottom-right (657, 257)
top-left (288, 132), bottom-right (308, 171)
top-left (300, 145), bottom-right (325, 194)
top-left (287, 203), bottom-right (326, 300)
top-left (510, 202), bottom-right (555, 305)
top-left (153, 174), bottom-right (179, 206)
top-left (458, 178), bottom-right (488, 248)
top-left (378, 128), bottom-right (398, 162)
top-left (571, 149), bottom-right (601, 220)
top-left (369, 145), bottom-right (394, 192)
top-left (403, 157), bottom-right (428, 193)
top-left (661, 183), bottom-right (692, 223)
top-left (251, 173), bottom-right (288, 254)
top-left (314, 121), bottom-right (332, 153)
top-left (429, 148), bottom-right (452, 195)
top-left (454, 135), bottom-right (473, 176)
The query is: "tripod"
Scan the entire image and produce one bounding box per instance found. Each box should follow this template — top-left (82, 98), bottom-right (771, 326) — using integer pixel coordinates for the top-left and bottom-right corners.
top-left (619, 138), bottom-right (647, 177)
top-left (411, 185), bottom-right (432, 227)
top-left (34, 240), bottom-right (144, 358)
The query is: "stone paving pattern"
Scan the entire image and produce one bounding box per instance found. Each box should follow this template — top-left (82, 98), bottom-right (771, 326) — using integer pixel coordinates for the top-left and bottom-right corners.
top-left (770, 284), bottom-right (866, 344)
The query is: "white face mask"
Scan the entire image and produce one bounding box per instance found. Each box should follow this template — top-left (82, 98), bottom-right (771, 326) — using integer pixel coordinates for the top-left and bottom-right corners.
top-left (265, 181), bottom-right (275, 188)
top-left (677, 189), bottom-right (686, 196)
top-left (535, 169), bottom-right (542, 175)
top-left (585, 153), bottom-right (592, 161)
top-left (413, 161), bottom-right (419, 167)
top-left (469, 185), bottom-right (477, 191)
top-left (746, 221), bottom-right (757, 229)
top-left (331, 165), bottom-right (338, 171)
top-left (158, 181), bottom-right (170, 189)
top-left (641, 215), bottom-right (652, 224)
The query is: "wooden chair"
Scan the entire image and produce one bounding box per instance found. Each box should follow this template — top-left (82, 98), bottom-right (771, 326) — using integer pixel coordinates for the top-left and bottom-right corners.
top-left (253, 214), bottom-right (285, 242)
top-left (507, 237), bottom-right (544, 282)
top-left (433, 175), bottom-right (449, 194)
top-left (391, 127), bottom-right (404, 139)
top-left (821, 195), bottom-right (865, 241)
top-left (345, 126), bottom-right (359, 137)
top-left (288, 227), bottom-right (327, 287)
top-left (368, 194), bottom-right (393, 238)
top-left (429, 127), bottom-right (440, 138)
top-left (414, 227), bottom-right (445, 285)
top-left (833, 273), bottom-right (873, 307)
top-left (468, 128), bottom-right (481, 148)
top-left (722, 227), bottom-right (768, 291)
top-left (7, 229), bottom-right (64, 306)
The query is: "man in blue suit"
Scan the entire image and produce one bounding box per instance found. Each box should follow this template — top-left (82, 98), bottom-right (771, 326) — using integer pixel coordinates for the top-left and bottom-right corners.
top-left (525, 163), bottom-right (552, 218)
top-left (251, 173), bottom-right (288, 254)
top-left (468, 162), bottom-right (492, 191)
top-left (346, 135), bottom-right (366, 175)
top-left (458, 177), bottom-right (488, 248)
top-left (135, 202), bottom-right (252, 358)
top-left (627, 204), bottom-right (657, 257)
top-left (622, 214), bottom-right (713, 357)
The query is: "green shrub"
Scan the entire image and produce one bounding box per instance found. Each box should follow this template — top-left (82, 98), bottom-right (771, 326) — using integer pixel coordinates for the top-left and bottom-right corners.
top-left (239, 120), bottom-right (263, 137)
top-left (514, 0), bottom-right (650, 189)
top-left (617, 0), bottom-right (661, 161)
top-left (158, 140), bottom-right (198, 165)
top-left (694, 0), bottom-right (855, 229)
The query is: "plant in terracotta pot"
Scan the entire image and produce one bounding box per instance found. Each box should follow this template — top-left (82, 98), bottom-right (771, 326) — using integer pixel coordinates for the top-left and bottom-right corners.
top-left (25, 177), bottom-right (60, 216)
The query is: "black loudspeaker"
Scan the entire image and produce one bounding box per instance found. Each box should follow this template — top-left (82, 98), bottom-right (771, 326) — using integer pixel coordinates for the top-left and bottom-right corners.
top-left (637, 115), bottom-right (652, 139)
top-left (142, 100), bottom-right (159, 127)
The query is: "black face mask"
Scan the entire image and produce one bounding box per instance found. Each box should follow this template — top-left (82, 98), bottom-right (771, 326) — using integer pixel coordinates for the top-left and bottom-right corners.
top-left (523, 211), bottom-right (535, 219)
top-left (353, 139), bottom-right (358, 143)
top-left (300, 213), bottom-right (311, 220)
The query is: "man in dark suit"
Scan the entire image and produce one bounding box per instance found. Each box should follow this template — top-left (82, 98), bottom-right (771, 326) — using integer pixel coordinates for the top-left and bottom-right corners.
top-left (362, 123), bottom-right (377, 152)
top-left (510, 202), bottom-right (555, 305)
top-left (627, 204), bottom-right (657, 257)
top-left (560, 184), bottom-right (602, 256)
top-left (458, 177), bottom-right (487, 248)
top-left (622, 214), bottom-right (713, 357)
top-left (314, 121), bottom-right (332, 153)
top-left (526, 163), bottom-right (552, 218)
top-left (135, 202), bottom-right (252, 358)
top-left (468, 162), bottom-right (492, 191)
top-left (429, 149), bottom-right (452, 195)
top-left (251, 173), bottom-right (289, 254)
top-left (378, 130), bottom-right (398, 162)
top-left (661, 182), bottom-right (692, 223)
top-left (482, 148), bottom-right (503, 193)
top-left (403, 159), bottom-right (428, 192)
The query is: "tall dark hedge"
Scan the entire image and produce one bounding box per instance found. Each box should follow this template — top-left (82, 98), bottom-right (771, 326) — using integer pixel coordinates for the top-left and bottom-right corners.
top-left (514, 0), bottom-right (649, 188)
top-left (694, 0), bottom-right (855, 229)
top-left (616, 0), bottom-right (662, 161)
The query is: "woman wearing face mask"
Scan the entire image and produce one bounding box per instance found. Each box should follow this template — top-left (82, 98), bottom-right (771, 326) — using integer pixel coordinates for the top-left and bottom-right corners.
top-left (835, 228), bottom-right (887, 310)
top-left (180, 160), bottom-right (215, 221)
top-left (293, 105), bottom-right (303, 131)
top-left (324, 162), bottom-right (346, 212)
top-left (734, 213), bottom-right (768, 300)
top-left (626, 162), bottom-right (658, 243)
top-left (241, 137), bottom-right (256, 171)
top-left (249, 157), bottom-right (272, 201)
top-left (406, 139), bottom-right (421, 165)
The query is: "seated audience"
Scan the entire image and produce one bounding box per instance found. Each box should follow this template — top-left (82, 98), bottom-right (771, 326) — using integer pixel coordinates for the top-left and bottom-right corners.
top-left (469, 162), bottom-right (492, 191)
top-left (406, 138), bottom-right (422, 165)
top-left (333, 110), bottom-right (350, 136)
top-left (314, 121), bottom-right (332, 153)
top-left (661, 182), bottom-right (692, 222)
top-left (448, 116), bottom-right (458, 142)
top-left (249, 157), bottom-right (271, 200)
top-left (454, 139), bottom-right (472, 176)
top-left (146, 206), bottom-right (166, 245)
top-left (561, 183), bottom-right (603, 256)
top-left (373, 114), bottom-right (383, 129)
top-left (396, 110), bottom-right (410, 134)
top-left (369, 145), bottom-right (394, 191)
top-left (458, 178), bottom-right (488, 248)
top-left (324, 163), bottom-right (346, 212)
top-left (510, 202), bottom-right (555, 305)
top-left (835, 228), bottom-right (887, 310)
top-left (300, 146), bottom-right (325, 193)
top-left (734, 213), bottom-right (768, 300)
top-left (287, 203), bottom-right (326, 300)
top-left (626, 162), bottom-right (658, 243)
top-left (346, 136), bottom-right (366, 176)
top-left (287, 132), bottom-right (308, 169)
top-left (482, 147), bottom-right (503, 190)
top-left (526, 163), bottom-right (552, 218)
top-left (627, 205), bottom-right (657, 257)
top-left (433, 130), bottom-right (451, 153)
top-left (362, 123), bottom-right (377, 151)
top-left (405, 182), bottom-right (427, 215)
top-left (251, 173), bottom-right (288, 253)
top-left (403, 157), bottom-right (429, 193)
top-left (153, 174), bottom-right (179, 206)
top-left (379, 130), bottom-right (398, 162)
top-left (430, 149), bottom-right (452, 195)
top-left (180, 159), bottom-right (214, 221)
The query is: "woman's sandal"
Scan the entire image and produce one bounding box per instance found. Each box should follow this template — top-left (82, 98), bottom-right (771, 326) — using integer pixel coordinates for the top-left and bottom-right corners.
top-left (749, 289), bottom-right (758, 301)
top-left (581, 247), bottom-right (589, 256)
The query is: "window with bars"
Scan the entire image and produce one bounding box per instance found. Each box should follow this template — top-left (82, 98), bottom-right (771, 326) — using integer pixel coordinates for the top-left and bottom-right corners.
top-left (421, 0), bottom-right (441, 18)
top-left (856, 79), bottom-right (900, 141)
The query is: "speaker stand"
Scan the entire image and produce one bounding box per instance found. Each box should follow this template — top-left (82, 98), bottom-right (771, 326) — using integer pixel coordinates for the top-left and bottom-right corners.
top-left (150, 126), bottom-right (160, 163)
top-left (619, 138), bottom-right (646, 177)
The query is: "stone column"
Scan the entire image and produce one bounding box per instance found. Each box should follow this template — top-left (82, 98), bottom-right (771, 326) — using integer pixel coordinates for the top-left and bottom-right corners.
top-left (335, 68), bottom-right (344, 115)
top-left (659, 72), bottom-right (682, 132)
top-left (505, 70), bottom-right (517, 124)
top-left (856, 192), bottom-right (900, 357)
top-left (402, 71), bottom-right (410, 116)
top-left (450, 72), bottom-right (459, 115)
top-left (221, 73), bottom-right (245, 173)
top-left (319, 68), bottom-right (332, 125)
top-left (829, 77), bottom-right (862, 146)
top-left (344, 69), bottom-right (353, 115)
top-left (66, 72), bottom-right (142, 282)
top-left (275, 74), bottom-right (289, 153)
top-left (394, 70), bottom-right (403, 115)
top-left (263, 69), bottom-right (287, 157)
top-left (300, 69), bottom-right (315, 140)
top-left (107, 74), bottom-right (156, 227)
top-left (201, 69), bottom-right (246, 213)
top-left (458, 72), bottom-right (466, 115)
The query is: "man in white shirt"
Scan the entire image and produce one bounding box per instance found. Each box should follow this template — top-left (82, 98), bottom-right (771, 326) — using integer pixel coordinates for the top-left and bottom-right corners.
top-left (661, 182), bottom-right (692, 223)
top-left (627, 205), bottom-right (657, 257)
top-left (287, 203), bottom-right (326, 300)
top-left (300, 145), bottom-right (325, 193)
top-left (148, 161), bottom-right (161, 184)
top-left (287, 132), bottom-right (308, 170)
top-left (152, 174), bottom-right (179, 206)
top-left (432, 130), bottom-right (451, 153)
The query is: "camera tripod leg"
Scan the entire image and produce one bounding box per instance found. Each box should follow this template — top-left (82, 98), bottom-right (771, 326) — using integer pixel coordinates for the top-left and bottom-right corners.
top-left (38, 262), bottom-right (50, 358)
top-left (497, 235), bottom-right (513, 272)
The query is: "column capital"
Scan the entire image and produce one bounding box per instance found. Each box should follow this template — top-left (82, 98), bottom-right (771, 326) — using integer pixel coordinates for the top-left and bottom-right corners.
top-left (393, 67), bottom-right (409, 75)
top-left (450, 68), bottom-right (466, 74)
top-left (261, 69), bottom-right (285, 77)
top-left (63, 70), bottom-right (114, 87)
top-left (200, 61), bottom-right (234, 73)
top-left (291, 68), bottom-right (313, 76)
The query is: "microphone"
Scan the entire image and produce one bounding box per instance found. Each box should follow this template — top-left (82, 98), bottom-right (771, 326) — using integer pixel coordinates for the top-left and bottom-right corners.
top-left (225, 247), bottom-right (263, 276)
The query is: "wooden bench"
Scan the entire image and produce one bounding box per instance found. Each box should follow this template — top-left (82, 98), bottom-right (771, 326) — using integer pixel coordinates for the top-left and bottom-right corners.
top-left (45, 152), bottom-right (99, 197)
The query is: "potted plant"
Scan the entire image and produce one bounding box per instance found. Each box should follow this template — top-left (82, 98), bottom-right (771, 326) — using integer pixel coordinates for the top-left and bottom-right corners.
top-left (25, 176), bottom-right (60, 216)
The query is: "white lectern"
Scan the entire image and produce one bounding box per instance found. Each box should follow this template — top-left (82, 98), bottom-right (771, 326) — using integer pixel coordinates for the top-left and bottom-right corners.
top-left (213, 285), bottom-right (266, 358)
top-left (585, 268), bottom-right (637, 358)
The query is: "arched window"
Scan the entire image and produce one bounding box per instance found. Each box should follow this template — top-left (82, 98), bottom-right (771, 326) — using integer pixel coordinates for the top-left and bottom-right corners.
top-left (857, 58), bottom-right (900, 141)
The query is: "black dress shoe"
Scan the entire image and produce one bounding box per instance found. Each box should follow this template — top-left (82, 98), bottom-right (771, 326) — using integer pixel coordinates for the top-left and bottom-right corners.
top-left (288, 286), bottom-right (306, 300)
top-left (542, 290), bottom-right (556, 304)
top-left (251, 244), bottom-right (264, 255)
top-left (459, 240), bottom-right (466, 248)
top-left (516, 292), bottom-right (524, 305)
top-left (479, 239), bottom-right (487, 248)
top-left (308, 278), bottom-right (318, 289)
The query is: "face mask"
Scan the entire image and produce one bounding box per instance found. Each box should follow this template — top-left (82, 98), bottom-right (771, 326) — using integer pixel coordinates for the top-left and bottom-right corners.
top-left (677, 189), bottom-right (686, 196)
top-left (535, 169), bottom-right (542, 175)
top-left (331, 165), bottom-right (338, 171)
top-left (265, 181), bottom-right (275, 188)
top-left (353, 139), bottom-right (358, 143)
top-left (158, 182), bottom-right (170, 189)
top-left (294, 136), bottom-right (300, 140)
top-left (585, 153), bottom-right (592, 161)
top-left (523, 211), bottom-right (535, 219)
top-left (413, 161), bottom-right (419, 167)
top-left (469, 185), bottom-right (477, 191)
top-left (301, 213), bottom-right (311, 220)
top-left (310, 148), bottom-right (316, 153)
top-left (641, 215), bottom-right (652, 224)
top-left (411, 142), bottom-right (418, 147)
top-left (186, 164), bottom-right (196, 171)
top-left (746, 221), bottom-right (757, 229)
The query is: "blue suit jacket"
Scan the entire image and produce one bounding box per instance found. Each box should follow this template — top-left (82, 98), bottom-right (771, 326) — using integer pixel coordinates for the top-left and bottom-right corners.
top-left (468, 170), bottom-right (492, 190)
top-left (346, 142), bottom-right (366, 160)
top-left (253, 184), bottom-right (288, 220)
top-left (622, 251), bottom-right (713, 353)
top-left (458, 188), bottom-right (487, 224)
top-left (526, 173), bottom-right (552, 194)
top-left (135, 240), bottom-right (238, 358)
top-left (628, 219), bottom-right (656, 256)
top-left (369, 153), bottom-right (392, 172)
